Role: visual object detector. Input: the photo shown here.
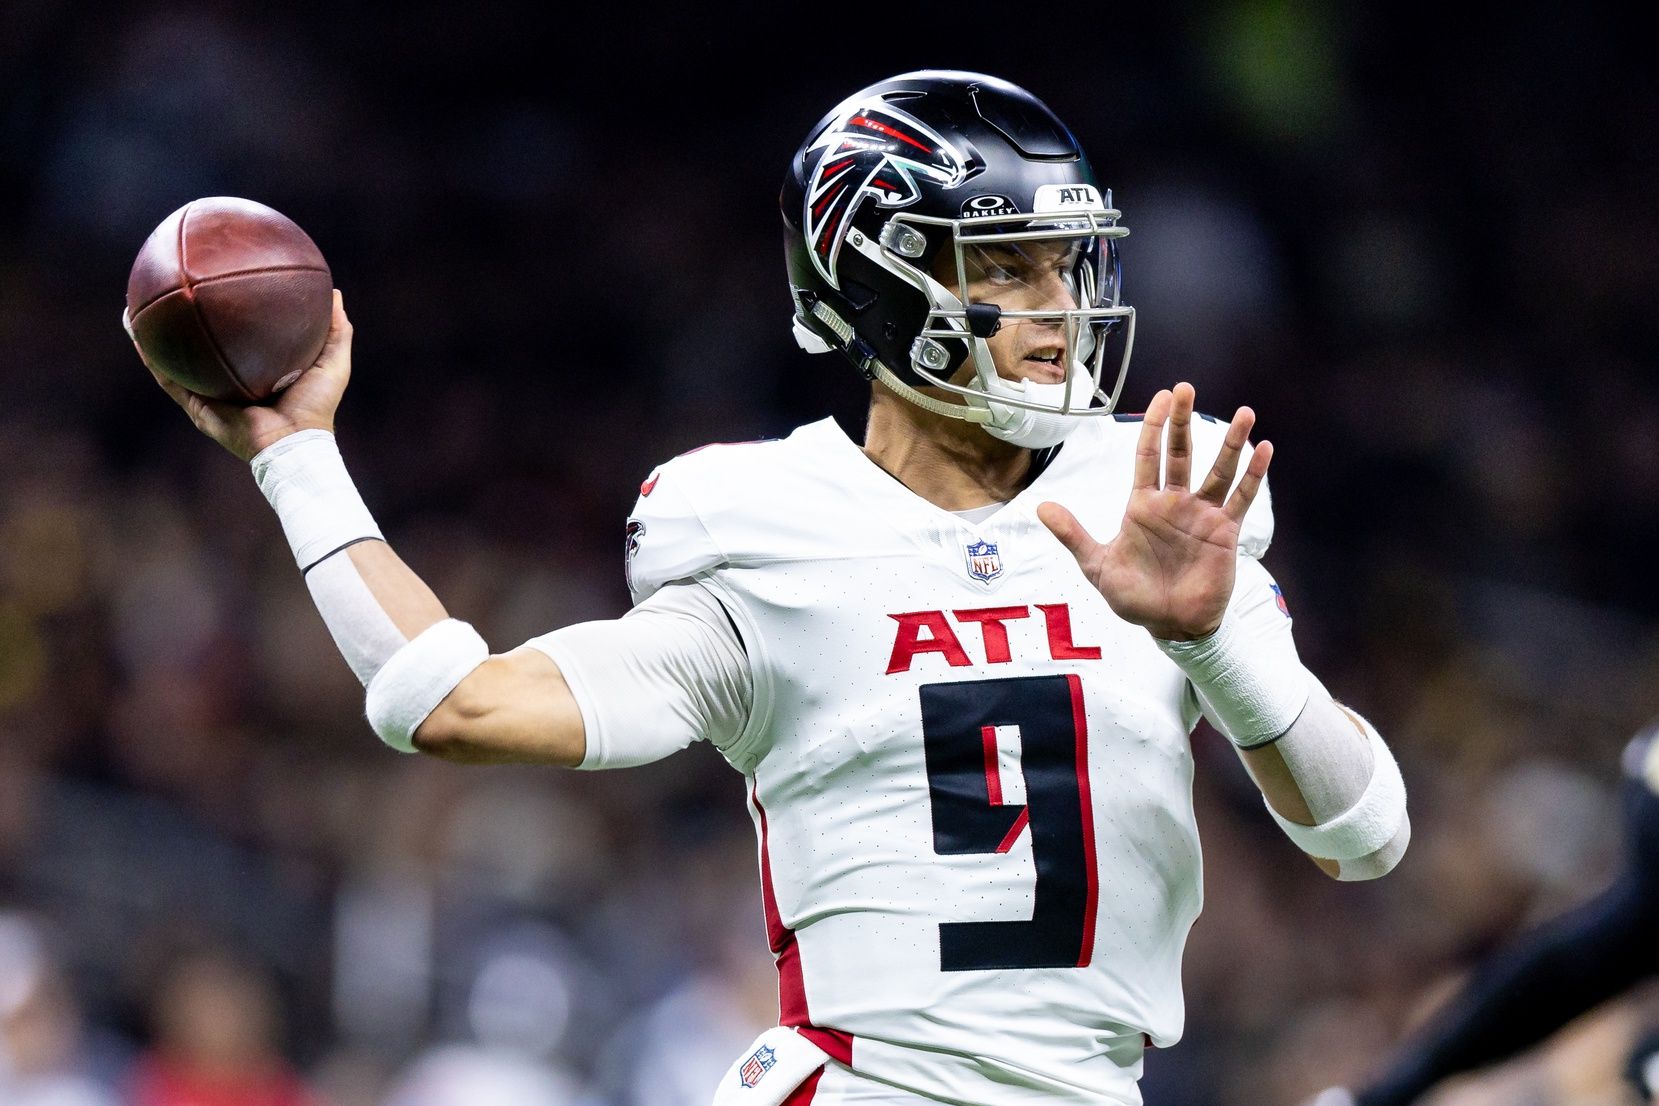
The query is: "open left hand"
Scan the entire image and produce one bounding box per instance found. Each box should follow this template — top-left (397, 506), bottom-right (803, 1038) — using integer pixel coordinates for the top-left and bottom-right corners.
top-left (1037, 382), bottom-right (1272, 641)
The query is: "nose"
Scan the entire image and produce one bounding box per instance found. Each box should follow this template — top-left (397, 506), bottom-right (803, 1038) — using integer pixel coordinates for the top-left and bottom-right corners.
top-left (1025, 269), bottom-right (1077, 313)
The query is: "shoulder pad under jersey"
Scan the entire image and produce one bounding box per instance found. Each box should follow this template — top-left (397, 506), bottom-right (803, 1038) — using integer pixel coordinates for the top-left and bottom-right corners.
top-left (625, 456), bottom-right (721, 605)
top-left (624, 436), bottom-right (787, 604)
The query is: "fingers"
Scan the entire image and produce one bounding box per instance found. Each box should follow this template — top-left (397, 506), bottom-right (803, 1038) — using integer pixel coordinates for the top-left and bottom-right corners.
top-left (274, 289), bottom-right (352, 405)
top-left (313, 289), bottom-right (353, 380)
top-left (1165, 382), bottom-right (1194, 490)
top-left (146, 364), bottom-right (230, 438)
top-left (1224, 439), bottom-right (1273, 523)
top-left (1138, 387), bottom-right (1271, 517)
top-left (1196, 405), bottom-right (1257, 503)
top-left (123, 308), bottom-right (158, 374)
top-left (1132, 389), bottom-right (1172, 490)
top-left (1037, 500), bottom-right (1102, 566)
top-left (146, 365), bottom-right (193, 410)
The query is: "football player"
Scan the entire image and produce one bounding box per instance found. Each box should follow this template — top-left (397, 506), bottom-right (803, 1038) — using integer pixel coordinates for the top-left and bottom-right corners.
top-left (1309, 722), bottom-right (1659, 1106)
top-left (139, 72), bottom-right (1410, 1106)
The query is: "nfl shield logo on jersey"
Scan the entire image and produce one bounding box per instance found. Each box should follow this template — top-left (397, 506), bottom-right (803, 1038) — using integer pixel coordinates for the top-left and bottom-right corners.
top-left (739, 1044), bottom-right (777, 1088)
top-left (964, 539), bottom-right (1003, 583)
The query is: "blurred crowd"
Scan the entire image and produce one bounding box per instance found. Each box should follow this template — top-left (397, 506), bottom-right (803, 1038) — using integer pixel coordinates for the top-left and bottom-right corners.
top-left (2, 2), bottom-right (1658, 1104)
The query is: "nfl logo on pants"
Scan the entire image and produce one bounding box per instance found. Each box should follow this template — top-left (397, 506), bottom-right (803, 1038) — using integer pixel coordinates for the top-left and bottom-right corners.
top-left (740, 1044), bottom-right (777, 1088)
top-left (965, 539), bottom-right (1003, 583)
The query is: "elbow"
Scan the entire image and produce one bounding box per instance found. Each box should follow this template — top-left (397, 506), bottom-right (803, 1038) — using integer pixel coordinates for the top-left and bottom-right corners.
top-left (409, 661), bottom-right (498, 761)
top-left (1330, 813), bottom-right (1411, 882)
top-left (402, 650), bottom-right (585, 766)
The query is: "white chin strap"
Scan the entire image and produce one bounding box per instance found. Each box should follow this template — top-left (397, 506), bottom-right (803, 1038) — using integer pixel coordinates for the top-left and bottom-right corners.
top-left (976, 358), bottom-right (1093, 449)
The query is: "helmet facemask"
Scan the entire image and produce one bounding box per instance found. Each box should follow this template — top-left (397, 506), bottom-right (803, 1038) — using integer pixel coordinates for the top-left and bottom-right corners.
top-left (837, 195), bottom-right (1135, 447)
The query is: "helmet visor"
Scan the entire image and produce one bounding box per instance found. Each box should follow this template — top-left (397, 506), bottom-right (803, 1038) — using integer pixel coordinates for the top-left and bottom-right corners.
top-left (914, 208), bottom-right (1133, 416)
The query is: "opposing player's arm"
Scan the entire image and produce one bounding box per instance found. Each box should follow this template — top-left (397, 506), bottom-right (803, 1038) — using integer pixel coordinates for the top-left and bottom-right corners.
top-left (1312, 739), bottom-right (1659, 1106)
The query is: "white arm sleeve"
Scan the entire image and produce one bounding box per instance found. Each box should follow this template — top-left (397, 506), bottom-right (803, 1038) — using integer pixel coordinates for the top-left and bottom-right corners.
top-left (1195, 558), bottom-right (1409, 879)
top-left (523, 580), bottom-right (753, 770)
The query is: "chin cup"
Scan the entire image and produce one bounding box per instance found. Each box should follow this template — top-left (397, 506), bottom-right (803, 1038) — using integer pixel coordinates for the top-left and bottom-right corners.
top-left (976, 360), bottom-right (1094, 449)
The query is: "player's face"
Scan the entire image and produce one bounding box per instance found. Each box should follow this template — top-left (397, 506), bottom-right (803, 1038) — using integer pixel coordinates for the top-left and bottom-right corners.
top-left (932, 240), bottom-right (1082, 386)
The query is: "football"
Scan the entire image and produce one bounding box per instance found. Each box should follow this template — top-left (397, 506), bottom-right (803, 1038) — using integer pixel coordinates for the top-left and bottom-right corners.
top-left (125, 197), bottom-right (333, 403)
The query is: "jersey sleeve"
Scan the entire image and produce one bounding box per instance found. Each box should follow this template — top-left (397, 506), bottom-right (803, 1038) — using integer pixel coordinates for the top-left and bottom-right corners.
top-left (625, 462), bottom-right (727, 604)
top-left (521, 580), bottom-right (753, 770)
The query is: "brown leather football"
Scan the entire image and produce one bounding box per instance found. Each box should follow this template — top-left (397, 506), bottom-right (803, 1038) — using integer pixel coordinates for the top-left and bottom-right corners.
top-left (125, 197), bottom-right (333, 403)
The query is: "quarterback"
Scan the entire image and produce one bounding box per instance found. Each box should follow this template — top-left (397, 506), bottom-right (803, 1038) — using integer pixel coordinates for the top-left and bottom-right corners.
top-left (138, 72), bottom-right (1409, 1106)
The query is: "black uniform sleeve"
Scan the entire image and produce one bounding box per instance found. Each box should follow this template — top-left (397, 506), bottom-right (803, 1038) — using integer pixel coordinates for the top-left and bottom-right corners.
top-left (1355, 733), bottom-right (1659, 1106)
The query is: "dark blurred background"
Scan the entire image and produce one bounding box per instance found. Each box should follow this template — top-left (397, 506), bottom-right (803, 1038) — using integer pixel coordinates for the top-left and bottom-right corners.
top-left (3, 2), bottom-right (1657, 1104)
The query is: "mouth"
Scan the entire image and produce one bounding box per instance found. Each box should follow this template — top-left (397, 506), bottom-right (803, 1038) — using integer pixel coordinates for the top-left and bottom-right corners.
top-left (1020, 346), bottom-right (1066, 382)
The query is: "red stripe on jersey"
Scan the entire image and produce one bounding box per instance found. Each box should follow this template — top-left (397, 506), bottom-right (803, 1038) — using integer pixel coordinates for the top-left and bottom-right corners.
top-left (781, 1066), bottom-right (824, 1105)
top-left (750, 782), bottom-right (856, 1066)
top-left (1068, 674), bottom-right (1099, 967)
top-left (776, 935), bottom-right (807, 1026)
top-left (799, 1026), bottom-right (853, 1065)
top-left (980, 725), bottom-right (1003, 805)
top-left (994, 807), bottom-right (1029, 854)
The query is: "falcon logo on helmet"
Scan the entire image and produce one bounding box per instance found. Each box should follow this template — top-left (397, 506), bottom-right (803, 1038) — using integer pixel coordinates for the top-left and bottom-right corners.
top-left (802, 102), bottom-right (972, 290)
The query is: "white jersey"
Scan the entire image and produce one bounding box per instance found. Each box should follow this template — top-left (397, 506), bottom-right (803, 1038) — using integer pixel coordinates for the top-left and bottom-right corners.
top-left (541, 414), bottom-right (1282, 1105)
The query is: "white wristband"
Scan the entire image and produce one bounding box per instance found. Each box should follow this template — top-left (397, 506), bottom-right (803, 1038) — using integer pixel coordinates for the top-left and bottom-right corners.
top-left (365, 619), bottom-right (490, 753)
top-left (251, 429), bottom-right (383, 571)
top-left (1156, 608), bottom-right (1311, 748)
top-left (1266, 721), bottom-right (1407, 861)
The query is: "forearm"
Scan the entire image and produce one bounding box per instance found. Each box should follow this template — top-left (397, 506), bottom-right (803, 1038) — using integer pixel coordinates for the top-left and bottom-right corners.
top-left (326, 544), bottom-right (585, 763)
top-left (1158, 560), bottom-right (1408, 879)
top-left (1240, 696), bottom-right (1411, 880)
top-left (253, 430), bottom-right (489, 752)
top-left (1239, 696), bottom-right (1367, 824)
top-left (336, 539), bottom-right (448, 637)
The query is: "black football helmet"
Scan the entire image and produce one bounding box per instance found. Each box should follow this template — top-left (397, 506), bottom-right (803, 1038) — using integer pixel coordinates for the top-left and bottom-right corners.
top-left (781, 70), bottom-right (1134, 444)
